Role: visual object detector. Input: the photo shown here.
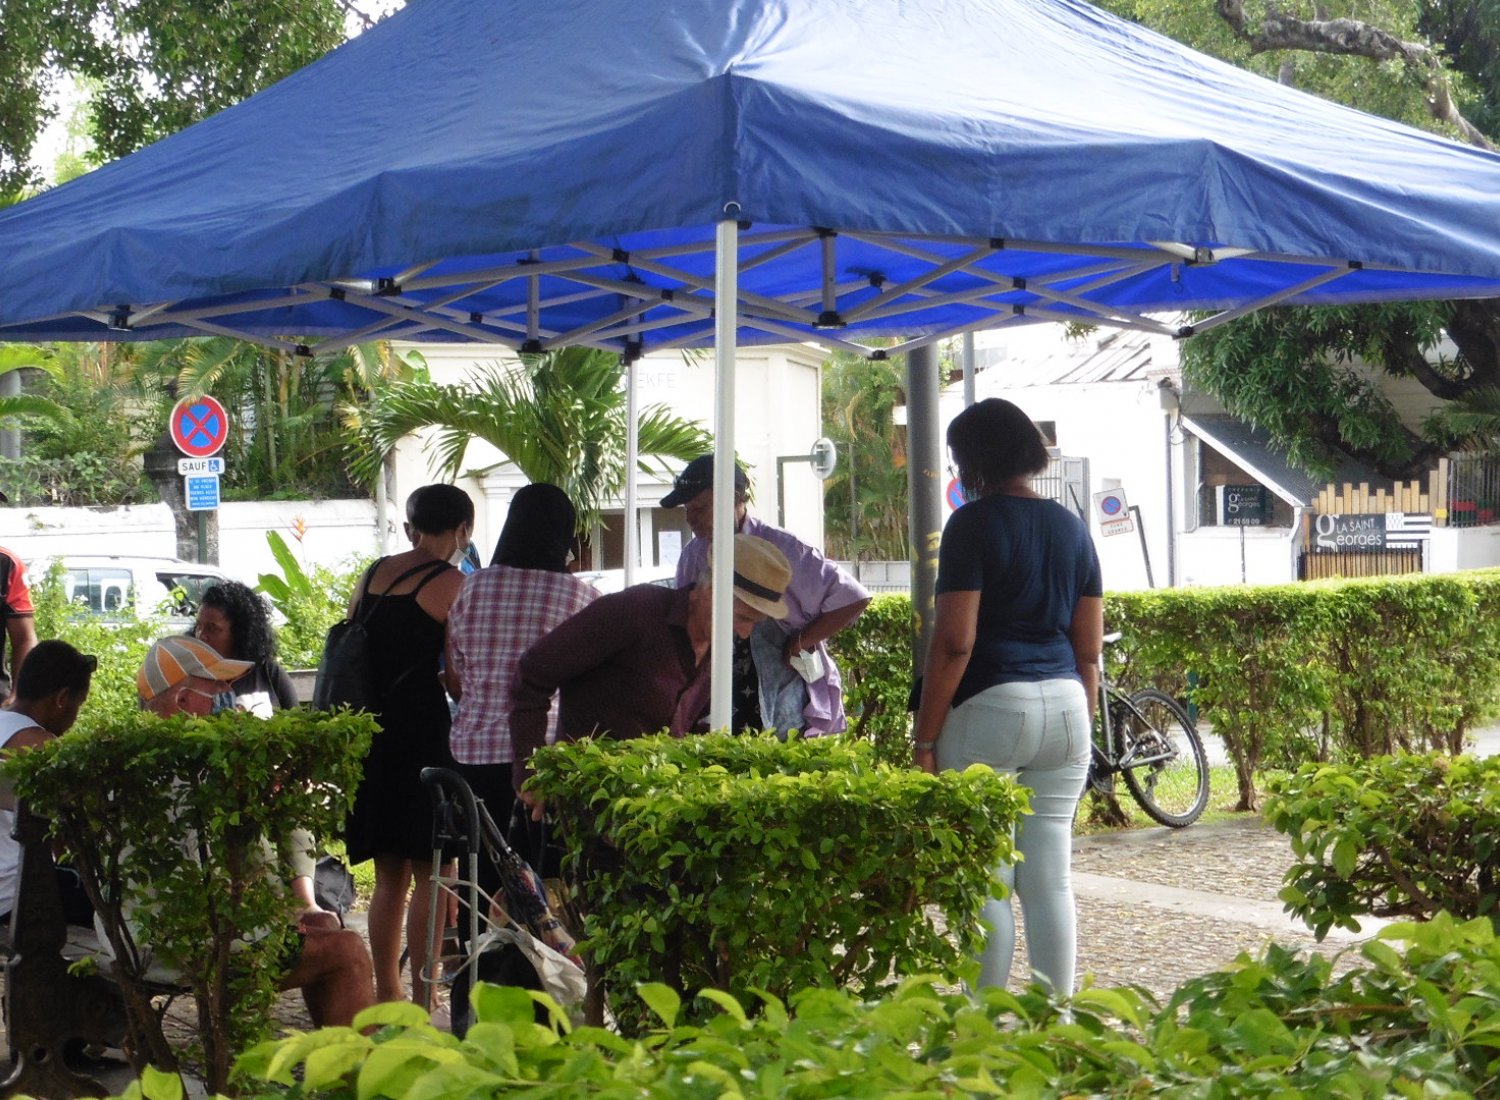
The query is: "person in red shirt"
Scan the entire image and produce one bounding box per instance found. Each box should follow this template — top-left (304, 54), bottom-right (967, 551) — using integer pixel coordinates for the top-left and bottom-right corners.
top-left (0, 543), bottom-right (37, 706)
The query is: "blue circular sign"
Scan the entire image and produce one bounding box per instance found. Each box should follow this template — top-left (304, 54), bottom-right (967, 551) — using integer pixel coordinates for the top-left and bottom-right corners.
top-left (1100, 494), bottom-right (1124, 516)
top-left (946, 478), bottom-right (967, 510)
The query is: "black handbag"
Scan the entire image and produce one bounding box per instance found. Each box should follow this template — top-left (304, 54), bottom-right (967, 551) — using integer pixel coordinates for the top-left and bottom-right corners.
top-left (312, 854), bottom-right (357, 916)
top-left (311, 562), bottom-right (380, 711)
top-left (312, 559), bottom-right (448, 711)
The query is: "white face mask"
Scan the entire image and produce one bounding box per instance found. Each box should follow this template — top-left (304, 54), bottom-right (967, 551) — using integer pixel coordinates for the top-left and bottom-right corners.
top-left (448, 525), bottom-right (472, 569)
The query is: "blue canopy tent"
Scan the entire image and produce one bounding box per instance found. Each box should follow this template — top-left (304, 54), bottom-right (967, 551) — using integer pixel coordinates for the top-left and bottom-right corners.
top-left (4, 0), bottom-right (1500, 724)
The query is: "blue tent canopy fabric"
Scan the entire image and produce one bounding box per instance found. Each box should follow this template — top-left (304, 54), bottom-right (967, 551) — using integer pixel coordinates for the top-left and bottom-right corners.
top-left (4, 0), bottom-right (1500, 355)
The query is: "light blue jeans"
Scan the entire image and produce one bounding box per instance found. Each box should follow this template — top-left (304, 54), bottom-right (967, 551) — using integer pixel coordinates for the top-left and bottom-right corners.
top-left (936, 677), bottom-right (1090, 994)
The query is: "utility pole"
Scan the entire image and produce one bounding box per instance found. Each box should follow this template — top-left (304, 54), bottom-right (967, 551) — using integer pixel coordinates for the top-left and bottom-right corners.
top-left (907, 344), bottom-right (943, 673)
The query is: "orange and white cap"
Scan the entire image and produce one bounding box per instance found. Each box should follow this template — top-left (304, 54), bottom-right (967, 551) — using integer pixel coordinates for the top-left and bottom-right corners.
top-left (137, 635), bottom-right (252, 701)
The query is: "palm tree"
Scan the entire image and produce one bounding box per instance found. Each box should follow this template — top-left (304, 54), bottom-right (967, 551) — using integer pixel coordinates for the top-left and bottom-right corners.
top-left (349, 347), bottom-right (713, 532)
top-left (822, 349), bottom-right (911, 561)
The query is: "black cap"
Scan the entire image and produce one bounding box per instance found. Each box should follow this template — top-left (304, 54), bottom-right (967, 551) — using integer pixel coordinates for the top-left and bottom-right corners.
top-left (661, 455), bottom-right (749, 508)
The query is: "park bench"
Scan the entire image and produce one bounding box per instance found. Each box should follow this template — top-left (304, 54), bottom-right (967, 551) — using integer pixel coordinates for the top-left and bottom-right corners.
top-left (0, 803), bottom-right (130, 1099)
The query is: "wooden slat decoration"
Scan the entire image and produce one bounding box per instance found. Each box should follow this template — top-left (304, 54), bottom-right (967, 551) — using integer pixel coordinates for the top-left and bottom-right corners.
top-left (1300, 549), bottom-right (1423, 581)
top-left (1314, 479), bottom-right (1432, 520)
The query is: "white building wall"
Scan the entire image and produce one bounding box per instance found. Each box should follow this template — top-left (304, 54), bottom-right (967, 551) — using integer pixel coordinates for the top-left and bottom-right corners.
top-left (950, 335), bottom-right (1179, 593)
top-left (1427, 526), bottom-right (1500, 573)
top-left (0, 499), bottom-right (377, 584)
top-left (1178, 527), bottom-right (1299, 587)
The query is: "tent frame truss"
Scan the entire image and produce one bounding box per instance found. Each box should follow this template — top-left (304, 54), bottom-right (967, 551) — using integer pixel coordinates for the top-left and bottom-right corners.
top-left (61, 225), bottom-right (1374, 362)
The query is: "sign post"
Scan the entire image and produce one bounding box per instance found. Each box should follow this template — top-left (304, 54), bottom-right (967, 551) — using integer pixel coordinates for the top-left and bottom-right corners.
top-left (168, 396), bottom-right (230, 564)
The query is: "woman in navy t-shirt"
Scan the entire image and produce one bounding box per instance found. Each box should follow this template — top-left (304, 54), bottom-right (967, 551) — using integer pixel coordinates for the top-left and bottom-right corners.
top-left (913, 398), bottom-right (1103, 995)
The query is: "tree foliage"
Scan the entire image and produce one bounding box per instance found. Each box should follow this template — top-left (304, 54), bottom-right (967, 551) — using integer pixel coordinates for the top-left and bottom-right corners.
top-left (1096, 1), bottom-right (1500, 472)
top-left (136, 337), bottom-right (416, 499)
top-left (821, 349), bottom-right (911, 561)
top-left (0, 338), bottom-right (408, 505)
top-left (0, 0), bottom-right (351, 194)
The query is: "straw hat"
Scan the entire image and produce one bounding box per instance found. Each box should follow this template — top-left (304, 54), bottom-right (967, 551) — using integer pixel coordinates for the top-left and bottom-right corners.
top-left (725, 534), bottom-right (791, 619)
top-left (138, 635), bottom-right (253, 701)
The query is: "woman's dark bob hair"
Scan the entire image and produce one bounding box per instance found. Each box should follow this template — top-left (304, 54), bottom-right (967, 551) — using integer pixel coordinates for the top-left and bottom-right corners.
top-left (947, 398), bottom-right (1050, 496)
top-left (405, 483), bottom-right (475, 535)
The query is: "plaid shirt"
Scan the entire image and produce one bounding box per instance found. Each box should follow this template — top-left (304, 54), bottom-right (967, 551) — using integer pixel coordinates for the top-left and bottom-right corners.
top-left (447, 565), bottom-right (599, 765)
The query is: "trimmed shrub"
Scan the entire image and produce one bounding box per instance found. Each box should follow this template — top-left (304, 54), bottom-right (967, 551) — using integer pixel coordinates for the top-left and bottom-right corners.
top-left (828, 592), bottom-right (913, 765)
top-left (526, 732), bottom-right (1023, 1031)
top-left (5, 708), bottom-right (376, 1094)
top-left (1264, 752), bottom-right (1500, 938)
top-left (1105, 583), bottom-right (1332, 811)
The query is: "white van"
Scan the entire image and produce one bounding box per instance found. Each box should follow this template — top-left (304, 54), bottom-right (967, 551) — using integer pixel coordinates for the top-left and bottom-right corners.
top-left (32, 555), bottom-right (231, 625)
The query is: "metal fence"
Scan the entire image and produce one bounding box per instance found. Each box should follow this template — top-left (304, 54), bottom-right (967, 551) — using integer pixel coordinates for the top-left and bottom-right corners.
top-left (1034, 455), bottom-right (1090, 522)
top-left (1445, 452), bottom-right (1500, 527)
top-left (833, 560), bottom-right (910, 593)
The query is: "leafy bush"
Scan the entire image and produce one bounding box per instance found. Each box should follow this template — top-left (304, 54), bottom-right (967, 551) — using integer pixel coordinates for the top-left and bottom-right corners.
top-left (1105, 572), bottom-right (1500, 808)
top-left (830, 574), bottom-right (1500, 813)
top-left (0, 450), bottom-right (151, 506)
top-left (256, 530), bottom-right (370, 670)
top-left (231, 915), bottom-right (1500, 1098)
top-left (827, 592), bottom-right (912, 765)
top-left (526, 732), bottom-right (1023, 1031)
top-left (5, 708), bottom-right (376, 1094)
top-left (1104, 583), bottom-right (1333, 811)
top-left (1317, 575), bottom-right (1497, 758)
top-left (30, 559), bottom-right (174, 732)
top-left (1264, 752), bottom-right (1500, 939)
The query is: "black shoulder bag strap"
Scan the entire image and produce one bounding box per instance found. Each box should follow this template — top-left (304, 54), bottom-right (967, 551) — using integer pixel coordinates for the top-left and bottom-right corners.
top-left (357, 558), bottom-right (448, 623)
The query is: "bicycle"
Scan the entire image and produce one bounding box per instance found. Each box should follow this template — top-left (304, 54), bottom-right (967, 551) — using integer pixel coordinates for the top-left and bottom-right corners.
top-left (1089, 633), bottom-right (1209, 828)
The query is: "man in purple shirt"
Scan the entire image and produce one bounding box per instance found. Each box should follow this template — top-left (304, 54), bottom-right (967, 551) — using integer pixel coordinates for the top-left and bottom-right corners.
top-left (510, 534), bottom-right (792, 803)
top-left (665, 455), bottom-right (871, 736)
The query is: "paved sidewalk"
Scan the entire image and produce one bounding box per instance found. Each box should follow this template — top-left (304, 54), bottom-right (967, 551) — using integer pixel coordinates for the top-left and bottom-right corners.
top-left (1053, 813), bottom-right (1382, 996)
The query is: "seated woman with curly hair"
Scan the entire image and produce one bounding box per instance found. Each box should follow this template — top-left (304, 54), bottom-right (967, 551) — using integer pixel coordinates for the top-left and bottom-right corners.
top-left (192, 580), bottom-right (297, 715)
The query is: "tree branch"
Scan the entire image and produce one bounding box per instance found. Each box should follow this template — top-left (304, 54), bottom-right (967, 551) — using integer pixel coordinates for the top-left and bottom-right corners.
top-left (1215, 0), bottom-right (1495, 150)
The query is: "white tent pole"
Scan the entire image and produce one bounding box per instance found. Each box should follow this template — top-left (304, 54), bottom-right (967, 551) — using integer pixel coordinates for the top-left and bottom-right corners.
top-left (709, 215), bottom-right (739, 732)
top-left (624, 353), bottom-right (639, 585)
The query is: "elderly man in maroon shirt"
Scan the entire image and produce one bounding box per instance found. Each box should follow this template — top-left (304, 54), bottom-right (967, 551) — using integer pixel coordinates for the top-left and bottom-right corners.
top-left (510, 534), bottom-right (792, 805)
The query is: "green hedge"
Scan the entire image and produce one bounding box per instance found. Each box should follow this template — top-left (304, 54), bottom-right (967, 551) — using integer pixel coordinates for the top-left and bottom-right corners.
top-left (832, 573), bottom-right (1500, 803)
top-left (5, 708), bottom-right (376, 1094)
top-left (1106, 571), bottom-right (1500, 808)
top-left (232, 915), bottom-right (1500, 1098)
top-left (526, 732), bottom-right (1023, 1031)
top-left (1265, 752), bottom-right (1500, 939)
top-left (828, 592), bottom-right (913, 765)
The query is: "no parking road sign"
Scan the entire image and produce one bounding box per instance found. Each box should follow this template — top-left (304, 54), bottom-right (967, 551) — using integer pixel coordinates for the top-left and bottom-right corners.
top-left (1093, 488), bottom-right (1135, 537)
top-left (169, 395), bottom-right (230, 458)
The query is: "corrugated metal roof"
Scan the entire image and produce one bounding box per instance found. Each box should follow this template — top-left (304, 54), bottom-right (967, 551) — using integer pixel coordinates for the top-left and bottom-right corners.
top-left (976, 329), bottom-right (1159, 387)
top-left (1182, 413), bottom-right (1387, 507)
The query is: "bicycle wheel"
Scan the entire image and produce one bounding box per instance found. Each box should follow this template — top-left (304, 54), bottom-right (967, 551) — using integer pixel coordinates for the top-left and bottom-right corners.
top-left (1118, 688), bottom-right (1209, 828)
